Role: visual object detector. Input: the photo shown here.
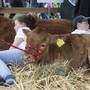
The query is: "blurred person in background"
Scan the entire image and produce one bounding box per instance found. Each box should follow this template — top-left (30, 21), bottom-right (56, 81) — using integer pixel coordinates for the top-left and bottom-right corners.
top-left (60, 0), bottom-right (78, 20)
top-left (74, 0), bottom-right (90, 25)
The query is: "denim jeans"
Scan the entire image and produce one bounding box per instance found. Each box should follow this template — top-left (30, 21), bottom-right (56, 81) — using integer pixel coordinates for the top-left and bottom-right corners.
top-left (0, 49), bottom-right (25, 65)
top-left (0, 49), bottom-right (25, 85)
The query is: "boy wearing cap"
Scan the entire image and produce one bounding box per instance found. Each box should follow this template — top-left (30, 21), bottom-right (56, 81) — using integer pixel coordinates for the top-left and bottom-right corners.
top-left (71, 15), bottom-right (90, 34)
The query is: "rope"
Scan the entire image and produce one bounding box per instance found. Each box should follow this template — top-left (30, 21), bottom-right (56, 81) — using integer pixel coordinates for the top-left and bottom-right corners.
top-left (0, 38), bottom-right (41, 64)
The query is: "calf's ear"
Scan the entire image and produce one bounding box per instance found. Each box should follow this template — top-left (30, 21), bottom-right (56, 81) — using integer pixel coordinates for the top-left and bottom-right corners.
top-left (50, 35), bottom-right (65, 47)
top-left (50, 34), bottom-right (70, 47)
top-left (23, 29), bottom-right (31, 36)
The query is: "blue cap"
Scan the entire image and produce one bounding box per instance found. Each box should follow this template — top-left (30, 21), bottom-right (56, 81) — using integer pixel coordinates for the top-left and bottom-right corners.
top-left (73, 15), bottom-right (89, 28)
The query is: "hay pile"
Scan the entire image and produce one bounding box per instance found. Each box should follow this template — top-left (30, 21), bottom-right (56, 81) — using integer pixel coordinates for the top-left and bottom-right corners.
top-left (0, 62), bottom-right (90, 90)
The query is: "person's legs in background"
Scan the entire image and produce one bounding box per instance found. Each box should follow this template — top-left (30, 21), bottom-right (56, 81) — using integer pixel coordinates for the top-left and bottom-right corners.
top-left (60, 0), bottom-right (76, 20)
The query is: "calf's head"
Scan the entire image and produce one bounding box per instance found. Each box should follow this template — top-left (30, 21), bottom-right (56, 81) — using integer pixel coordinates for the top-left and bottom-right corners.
top-left (23, 27), bottom-right (53, 63)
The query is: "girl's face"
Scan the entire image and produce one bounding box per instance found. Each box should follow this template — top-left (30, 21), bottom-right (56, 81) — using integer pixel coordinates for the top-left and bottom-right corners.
top-left (14, 19), bottom-right (25, 32)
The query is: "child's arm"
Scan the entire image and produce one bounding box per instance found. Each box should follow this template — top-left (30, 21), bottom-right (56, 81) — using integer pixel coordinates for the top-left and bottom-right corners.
top-left (9, 37), bottom-right (24, 49)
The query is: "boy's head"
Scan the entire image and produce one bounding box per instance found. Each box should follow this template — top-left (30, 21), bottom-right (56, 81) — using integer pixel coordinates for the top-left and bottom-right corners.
top-left (73, 15), bottom-right (89, 30)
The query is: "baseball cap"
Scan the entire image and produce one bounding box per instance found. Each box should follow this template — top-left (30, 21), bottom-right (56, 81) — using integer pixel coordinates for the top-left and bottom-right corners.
top-left (73, 15), bottom-right (89, 28)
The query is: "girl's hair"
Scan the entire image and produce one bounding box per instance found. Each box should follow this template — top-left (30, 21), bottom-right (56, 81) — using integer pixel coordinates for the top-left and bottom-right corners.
top-left (15, 14), bottom-right (37, 30)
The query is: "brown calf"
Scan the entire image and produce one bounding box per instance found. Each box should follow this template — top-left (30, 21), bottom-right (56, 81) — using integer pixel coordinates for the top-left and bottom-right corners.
top-left (24, 28), bottom-right (90, 70)
top-left (0, 16), bottom-right (15, 50)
